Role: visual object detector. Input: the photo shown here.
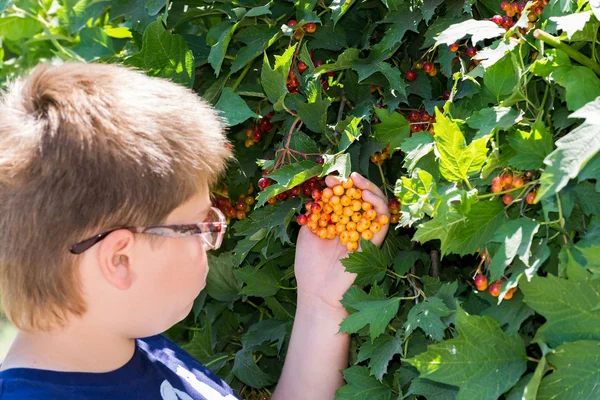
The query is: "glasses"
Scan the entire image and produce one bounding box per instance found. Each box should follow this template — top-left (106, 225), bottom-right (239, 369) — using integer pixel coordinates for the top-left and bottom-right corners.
top-left (69, 207), bottom-right (227, 255)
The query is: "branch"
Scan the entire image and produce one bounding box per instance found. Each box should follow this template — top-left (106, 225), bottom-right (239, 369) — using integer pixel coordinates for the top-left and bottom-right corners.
top-left (430, 249), bottom-right (440, 278)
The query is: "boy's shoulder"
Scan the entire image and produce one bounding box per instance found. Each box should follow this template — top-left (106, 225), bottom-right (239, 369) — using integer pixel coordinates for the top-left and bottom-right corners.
top-left (0, 334), bottom-right (238, 400)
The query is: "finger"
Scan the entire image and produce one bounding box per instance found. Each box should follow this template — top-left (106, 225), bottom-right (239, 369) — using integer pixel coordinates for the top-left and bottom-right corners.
top-left (325, 174), bottom-right (342, 188)
top-left (350, 172), bottom-right (388, 203)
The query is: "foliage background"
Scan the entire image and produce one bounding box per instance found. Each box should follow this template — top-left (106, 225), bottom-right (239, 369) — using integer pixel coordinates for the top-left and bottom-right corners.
top-left (1, 0), bottom-right (599, 399)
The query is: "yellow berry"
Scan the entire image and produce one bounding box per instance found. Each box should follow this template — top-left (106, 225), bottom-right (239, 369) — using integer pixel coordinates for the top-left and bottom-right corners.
top-left (341, 195), bottom-right (351, 206)
top-left (333, 185), bottom-right (344, 196)
top-left (361, 230), bottom-right (373, 241)
top-left (377, 214), bottom-right (389, 225)
top-left (346, 221), bottom-right (357, 231)
top-left (346, 241), bottom-right (358, 251)
top-left (362, 202), bottom-right (373, 211)
top-left (342, 178), bottom-right (354, 189)
top-left (343, 206), bottom-right (354, 217)
top-left (370, 221), bottom-right (381, 233)
top-left (351, 212), bottom-right (362, 223)
top-left (349, 231), bottom-right (360, 242)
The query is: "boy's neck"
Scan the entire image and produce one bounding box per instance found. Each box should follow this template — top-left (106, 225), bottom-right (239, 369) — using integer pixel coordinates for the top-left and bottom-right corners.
top-left (1, 322), bottom-right (136, 373)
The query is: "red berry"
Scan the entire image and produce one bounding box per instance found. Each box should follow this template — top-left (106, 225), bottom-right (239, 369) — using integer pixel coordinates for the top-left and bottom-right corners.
top-left (297, 214), bottom-right (308, 225)
top-left (376, 103), bottom-right (383, 109)
top-left (298, 61), bottom-right (308, 73)
top-left (409, 111), bottom-right (420, 122)
top-left (526, 192), bottom-right (536, 204)
top-left (442, 90), bottom-right (451, 100)
top-left (475, 274), bottom-right (488, 291)
top-left (517, 3), bottom-right (525, 12)
top-left (491, 183), bottom-right (503, 194)
top-left (258, 177), bottom-right (270, 190)
top-left (252, 130), bottom-right (262, 142)
top-left (315, 155), bottom-right (324, 165)
top-left (513, 177), bottom-right (524, 188)
top-left (428, 67), bottom-right (438, 77)
top-left (277, 192), bottom-right (288, 201)
top-left (259, 119), bottom-right (273, 131)
top-left (236, 210), bottom-right (246, 220)
top-left (321, 79), bottom-right (329, 90)
top-left (422, 62), bottom-right (434, 73)
top-left (226, 206), bottom-right (236, 218)
top-left (492, 176), bottom-right (502, 186)
top-left (535, 6), bottom-right (543, 15)
top-left (420, 110), bottom-right (431, 122)
top-left (288, 19), bottom-right (298, 27)
top-left (449, 43), bottom-right (459, 52)
top-left (504, 287), bottom-right (517, 300)
top-left (406, 70), bottom-right (417, 81)
top-left (327, 70), bottom-right (336, 77)
top-left (501, 174), bottom-right (513, 187)
top-left (500, 1), bottom-right (510, 11)
top-left (466, 47), bottom-right (477, 58)
top-left (389, 198), bottom-right (400, 209)
top-left (491, 14), bottom-right (503, 25)
top-left (313, 60), bottom-right (324, 68)
top-left (311, 202), bottom-right (322, 213)
top-left (502, 194), bottom-right (513, 205)
top-left (290, 186), bottom-right (301, 197)
top-left (489, 281), bottom-right (503, 297)
top-left (312, 189), bottom-right (322, 201)
top-left (304, 23), bottom-right (317, 33)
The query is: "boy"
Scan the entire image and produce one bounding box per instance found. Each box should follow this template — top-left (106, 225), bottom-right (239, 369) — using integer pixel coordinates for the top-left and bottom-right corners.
top-left (0, 63), bottom-right (389, 399)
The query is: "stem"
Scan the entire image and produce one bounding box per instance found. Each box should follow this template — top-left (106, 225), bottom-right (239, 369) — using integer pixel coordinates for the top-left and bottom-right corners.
top-left (232, 61), bottom-right (253, 92)
top-left (477, 180), bottom-right (538, 200)
top-left (337, 93), bottom-right (346, 125)
top-left (377, 163), bottom-right (389, 196)
top-left (430, 249), bottom-right (440, 278)
top-left (534, 29), bottom-right (600, 76)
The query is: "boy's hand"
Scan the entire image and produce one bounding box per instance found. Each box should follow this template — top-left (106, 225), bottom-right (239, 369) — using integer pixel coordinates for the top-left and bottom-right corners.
top-left (293, 172), bottom-right (390, 312)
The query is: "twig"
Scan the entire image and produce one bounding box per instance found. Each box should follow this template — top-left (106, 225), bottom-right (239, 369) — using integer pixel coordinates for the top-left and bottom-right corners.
top-left (337, 93), bottom-right (346, 125)
top-left (430, 249), bottom-right (440, 278)
top-left (534, 29), bottom-right (600, 76)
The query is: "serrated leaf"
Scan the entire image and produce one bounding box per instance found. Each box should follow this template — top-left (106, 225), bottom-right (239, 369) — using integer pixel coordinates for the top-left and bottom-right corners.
top-left (296, 87), bottom-right (331, 133)
top-left (393, 250), bottom-right (429, 276)
top-left (537, 97), bottom-right (600, 201)
top-left (481, 290), bottom-right (536, 335)
top-left (573, 182), bottom-right (600, 216)
top-left (237, 264), bottom-right (282, 297)
top-left (372, 108), bottom-right (410, 150)
top-left (433, 110), bottom-right (489, 183)
top-left (111, 0), bottom-right (157, 32)
top-left (537, 340), bottom-right (600, 400)
top-left (445, 201), bottom-right (505, 256)
top-left (550, 11), bottom-right (592, 39)
top-left (395, 168), bottom-right (436, 226)
top-left (475, 37), bottom-right (519, 69)
top-left (256, 161), bottom-right (322, 207)
top-left (435, 19), bottom-right (504, 47)
top-left (507, 119), bottom-right (554, 170)
top-left (353, 62), bottom-right (408, 100)
top-left (401, 132), bottom-right (435, 172)
top-left (321, 153), bottom-right (351, 179)
top-left (314, 48), bottom-right (360, 75)
top-left (340, 295), bottom-right (401, 341)
top-left (330, 0), bottom-right (355, 25)
top-left (404, 297), bottom-right (452, 341)
top-left (483, 53), bottom-right (518, 100)
top-left (231, 25), bottom-right (281, 73)
top-left (309, 22), bottom-right (348, 50)
top-left (206, 252), bottom-right (243, 302)
top-left (182, 323), bottom-right (213, 363)
top-left (214, 87), bottom-right (258, 126)
top-left (240, 319), bottom-right (289, 352)
top-left (407, 378), bottom-right (458, 400)
top-left (207, 21), bottom-right (239, 77)
top-left (552, 66), bottom-right (600, 111)
top-left (126, 20), bottom-right (194, 87)
top-left (335, 366), bottom-right (393, 400)
top-left (232, 349), bottom-right (276, 388)
top-left (405, 306), bottom-right (527, 400)
top-left (356, 334), bottom-right (403, 381)
top-left (488, 219), bottom-right (541, 282)
top-left (421, 0), bottom-right (444, 23)
top-left (520, 267), bottom-right (600, 347)
top-left (406, 70), bottom-right (433, 99)
top-left (340, 239), bottom-right (388, 286)
top-left (466, 106), bottom-right (523, 139)
top-left (369, 7), bottom-right (421, 61)
top-left (261, 44), bottom-right (297, 104)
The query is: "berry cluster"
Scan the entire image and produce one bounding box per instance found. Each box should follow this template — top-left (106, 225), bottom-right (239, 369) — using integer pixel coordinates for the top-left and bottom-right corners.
top-left (213, 187), bottom-right (255, 221)
top-left (388, 198), bottom-right (400, 224)
top-left (408, 109), bottom-right (436, 135)
top-left (296, 178), bottom-right (389, 251)
top-left (490, 171), bottom-right (537, 205)
top-left (369, 144), bottom-right (390, 166)
top-left (492, 1), bottom-right (548, 32)
top-left (258, 174), bottom-right (326, 205)
top-left (245, 112), bottom-right (274, 148)
top-left (287, 51), bottom-right (332, 93)
top-left (288, 19), bottom-right (317, 41)
top-left (474, 274), bottom-right (517, 300)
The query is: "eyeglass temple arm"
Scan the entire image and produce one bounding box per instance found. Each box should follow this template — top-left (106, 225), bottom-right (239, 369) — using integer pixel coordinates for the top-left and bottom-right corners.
top-left (69, 228), bottom-right (137, 255)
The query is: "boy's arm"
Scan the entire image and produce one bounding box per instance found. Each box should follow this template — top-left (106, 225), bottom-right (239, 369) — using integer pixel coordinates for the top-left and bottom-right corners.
top-left (272, 173), bottom-right (390, 400)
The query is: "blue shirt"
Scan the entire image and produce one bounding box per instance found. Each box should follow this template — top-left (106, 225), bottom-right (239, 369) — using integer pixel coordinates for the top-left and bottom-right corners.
top-left (0, 334), bottom-right (239, 400)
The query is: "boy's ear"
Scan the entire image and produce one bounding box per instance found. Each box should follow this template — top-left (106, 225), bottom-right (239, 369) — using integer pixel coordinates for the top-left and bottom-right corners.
top-left (97, 230), bottom-right (136, 290)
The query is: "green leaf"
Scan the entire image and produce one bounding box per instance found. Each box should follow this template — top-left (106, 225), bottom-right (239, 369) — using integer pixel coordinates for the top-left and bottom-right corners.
top-left (241, 319), bottom-right (289, 352)
top-left (245, 4), bottom-right (271, 18)
top-left (72, 27), bottom-right (126, 61)
top-left (0, 15), bottom-right (42, 41)
top-left (237, 264), bottom-right (282, 297)
top-left (206, 252), bottom-right (243, 302)
top-left (337, 116), bottom-right (363, 152)
top-left (552, 66), bottom-right (600, 111)
top-left (314, 48), bottom-right (360, 75)
top-left (466, 106), bottom-right (523, 140)
top-left (182, 323), bottom-right (213, 363)
top-left (550, 11), bottom-right (592, 39)
top-left (435, 19), bottom-right (504, 46)
top-left (488, 219), bottom-right (541, 282)
top-left (372, 108), bottom-right (410, 151)
top-left (537, 97), bottom-right (600, 201)
top-left (335, 366), bottom-right (393, 400)
top-left (126, 20), bottom-right (194, 87)
top-left (330, 0), bottom-right (355, 25)
top-left (400, 132), bottom-right (435, 172)
top-left (481, 290), bottom-right (535, 335)
top-left (433, 110), bottom-right (489, 184)
top-left (395, 168), bottom-right (436, 226)
top-left (393, 250), bottom-right (429, 276)
top-left (421, 0), bottom-right (445, 23)
top-left (340, 295), bottom-right (401, 341)
top-left (507, 120), bottom-right (554, 170)
top-left (356, 334), bottom-right (403, 381)
top-left (404, 297), bottom-right (452, 341)
top-left (353, 62), bottom-right (408, 100)
top-left (369, 7), bottom-right (422, 61)
top-left (231, 25), bottom-right (281, 73)
top-left (309, 22), bottom-right (348, 50)
top-left (256, 161), bottom-right (322, 207)
top-left (261, 44), bottom-right (297, 104)
top-left (573, 182), bottom-right (600, 216)
top-left (296, 87), bottom-right (331, 133)
top-left (475, 37), bottom-right (519, 69)
top-left (214, 88), bottom-right (258, 127)
top-left (405, 306), bottom-right (527, 400)
top-left (110, 0), bottom-right (157, 32)
top-left (483, 53), bottom-right (518, 101)
top-left (445, 201), bottom-right (506, 256)
top-left (321, 153), bottom-right (351, 179)
top-left (232, 349), bottom-right (277, 388)
top-left (407, 378), bottom-right (458, 400)
top-left (340, 239), bottom-right (388, 286)
top-left (207, 21), bottom-right (239, 77)
top-left (520, 268), bottom-right (600, 347)
top-left (537, 340), bottom-right (600, 400)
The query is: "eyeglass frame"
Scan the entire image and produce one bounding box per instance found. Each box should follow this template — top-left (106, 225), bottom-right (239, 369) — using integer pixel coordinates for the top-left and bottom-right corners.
top-left (69, 207), bottom-right (227, 255)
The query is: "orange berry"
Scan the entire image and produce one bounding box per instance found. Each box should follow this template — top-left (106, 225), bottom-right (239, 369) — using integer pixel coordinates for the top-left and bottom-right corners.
top-left (351, 212), bottom-right (362, 223)
top-left (327, 231), bottom-right (337, 240)
top-left (377, 214), bottom-right (389, 225)
top-left (343, 207), bottom-right (354, 217)
top-left (356, 224), bottom-right (366, 233)
top-left (474, 274), bottom-right (488, 291)
top-left (333, 185), bottom-right (344, 196)
top-left (346, 241), bottom-right (359, 251)
top-left (364, 209), bottom-right (377, 221)
top-left (489, 281), bottom-right (503, 297)
top-left (362, 202), bottom-right (373, 211)
top-left (526, 192), bottom-right (536, 205)
top-left (370, 221), bottom-right (381, 234)
top-left (354, 189), bottom-right (362, 200)
top-left (308, 221), bottom-right (318, 231)
top-left (322, 187), bottom-right (334, 199)
top-left (335, 223), bottom-right (346, 234)
top-left (346, 221), bottom-right (357, 231)
top-left (305, 202), bottom-right (313, 211)
top-left (346, 187), bottom-right (358, 199)
top-left (331, 213), bottom-right (340, 223)
top-left (390, 214), bottom-right (400, 224)
top-left (504, 287), bottom-right (517, 300)
top-left (323, 204), bottom-right (333, 214)
top-left (349, 231), bottom-right (360, 242)
top-left (361, 230), bottom-right (373, 241)
top-left (340, 215), bottom-right (350, 225)
top-left (327, 225), bottom-right (336, 236)
top-left (317, 227), bottom-right (328, 238)
top-left (330, 195), bottom-right (340, 205)
top-left (342, 178), bottom-right (354, 189)
top-left (309, 213), bottom-right (320, 222)
top-left (320, 213), bottom-right (331, 222)
top-left (318, 219), bottom-right (328, 228)
top-left (340, 231), bottom-right (350, 242)
top-left (352, 200), bottom-right (362, 212)
top-left (341, 195), bottom-right (351, 206)
top-left (333, 203), bottom-right (343, 215)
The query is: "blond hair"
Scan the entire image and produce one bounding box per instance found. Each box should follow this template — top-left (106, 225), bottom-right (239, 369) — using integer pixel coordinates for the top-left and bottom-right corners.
top-left (0, 62), bottom-right (232, 331)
